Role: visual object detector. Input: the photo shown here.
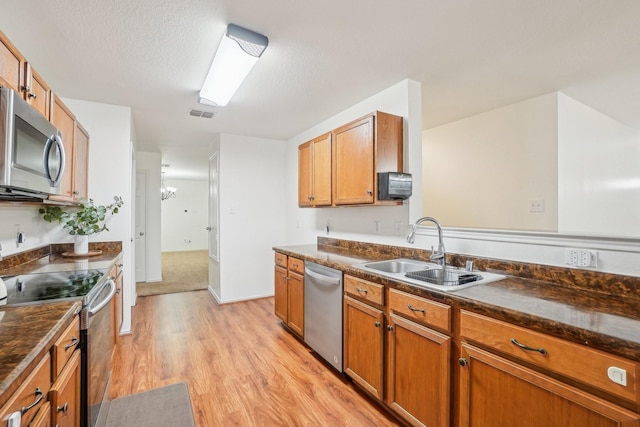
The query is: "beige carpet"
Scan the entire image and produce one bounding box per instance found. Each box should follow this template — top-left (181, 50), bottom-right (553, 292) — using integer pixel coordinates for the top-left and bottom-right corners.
top-left (137, 250), bottom-right (208, 297)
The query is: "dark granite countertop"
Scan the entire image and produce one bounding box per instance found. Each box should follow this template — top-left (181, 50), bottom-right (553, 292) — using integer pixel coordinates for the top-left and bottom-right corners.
top-left (0, 301), bottom-right (81, 408)
top-left (274, 243), bottom-right (640, 362)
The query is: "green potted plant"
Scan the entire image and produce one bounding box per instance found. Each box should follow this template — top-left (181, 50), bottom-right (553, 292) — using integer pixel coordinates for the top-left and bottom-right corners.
top-left (40, 196), bottom-right (123, 255)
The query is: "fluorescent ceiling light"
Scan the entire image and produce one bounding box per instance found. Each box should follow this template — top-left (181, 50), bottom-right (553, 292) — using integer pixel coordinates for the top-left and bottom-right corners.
top-left (199, 23), bottom-right (269, 107)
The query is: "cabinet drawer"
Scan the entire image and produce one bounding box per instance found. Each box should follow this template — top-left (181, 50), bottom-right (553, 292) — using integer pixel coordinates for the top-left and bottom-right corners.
top-left (288, 257), bottom-right (304, 275)
top-left (388, 289), bottom-right (450, 332)
top-left (344, 275), bottom-right (384, 306)
top-left (274, 252), bottom-right (287, 268)
top-left (53, 316), bottom-right (80, 377)
top-left (0, 352), bottom-right (51, 427)
top-left (460, 310), bottom-right (640, 404)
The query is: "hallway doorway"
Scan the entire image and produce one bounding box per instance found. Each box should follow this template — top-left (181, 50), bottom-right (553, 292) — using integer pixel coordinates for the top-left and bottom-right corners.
top-left (137, 250), bottom-right (208, 296)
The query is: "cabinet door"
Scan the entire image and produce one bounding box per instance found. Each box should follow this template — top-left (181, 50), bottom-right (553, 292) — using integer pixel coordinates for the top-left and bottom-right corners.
top-left (73, 122), bottom-right (90, 201)
top-left (386, 314), bottom-right (450, 427)
top-left (287, 271), bottom-right (304, 337)
top-left (344, 295), bottom-right (384, 400)
top-left (333, 115), bottom-right (374, 205)
top-left (298, 141), bottom-right (313, 207)
top-left (0, 31), bottom-right (25, 94)
top-left (311, 133), bottom-right (332, 206)
top-left (50, 350), bottom-right (81, 427)
top-left (24, 64), bottom-right (50, 118)
top-left (50, 94), bottom-right (76, 201)
top-left (459, 343), bottom-right (640, 427)
top-left (30, 404), bottom-right (52, 427)
top-left (274, 265), bottom-right (288, 323)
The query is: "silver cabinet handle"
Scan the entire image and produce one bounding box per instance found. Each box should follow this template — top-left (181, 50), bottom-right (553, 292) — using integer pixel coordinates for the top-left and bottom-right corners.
top-left (57, 402), bottom-right (69, 414)
top-left (64, 336), bottom-right (79, 350)
top-left (407, 304), bottom-right (426, 314)
top-left (459, 358), bottom-right (468, 367)
top-left (355, 287), bottom-right (368, 294)
top-left (21, 387), bottom-right (43, 415)
top-left (511, 338), bottom-right (547, 355)
top-left (374, 321), bottom-right (381, 328)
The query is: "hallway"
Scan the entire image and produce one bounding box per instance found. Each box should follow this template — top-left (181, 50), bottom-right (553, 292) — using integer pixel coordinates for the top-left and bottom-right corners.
top-left (137, 250), bottom-right (208, 296)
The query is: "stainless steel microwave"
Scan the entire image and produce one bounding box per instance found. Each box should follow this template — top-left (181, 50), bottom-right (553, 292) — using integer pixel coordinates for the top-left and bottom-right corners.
top-left (0, 86), bottom-right (66, 199)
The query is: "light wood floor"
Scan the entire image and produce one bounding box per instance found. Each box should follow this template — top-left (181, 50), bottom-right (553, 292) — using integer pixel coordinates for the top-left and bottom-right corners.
top-left (111, 291), bottom-right (401, 426)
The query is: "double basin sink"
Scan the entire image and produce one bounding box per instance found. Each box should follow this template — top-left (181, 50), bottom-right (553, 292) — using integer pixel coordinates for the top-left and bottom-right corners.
top-left (351, 258), bottom-right (505, 292)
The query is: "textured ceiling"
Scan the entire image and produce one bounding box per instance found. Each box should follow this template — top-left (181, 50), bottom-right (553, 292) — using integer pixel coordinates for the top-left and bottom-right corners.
top-left (1, 0), bottom-right (639, 179)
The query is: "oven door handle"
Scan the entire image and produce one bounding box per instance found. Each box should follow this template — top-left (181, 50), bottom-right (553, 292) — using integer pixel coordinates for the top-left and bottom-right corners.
top-left (88, 278), bottom-right (116, 316)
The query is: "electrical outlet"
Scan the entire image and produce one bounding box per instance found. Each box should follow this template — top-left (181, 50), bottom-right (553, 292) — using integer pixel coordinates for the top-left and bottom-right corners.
top-left (528, 199), bottom-right (545, 212)
top-left (565, 248), bottom-right (597, 267)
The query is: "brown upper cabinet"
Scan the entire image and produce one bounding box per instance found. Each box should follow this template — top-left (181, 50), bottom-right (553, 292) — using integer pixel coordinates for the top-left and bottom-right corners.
top-left (72, 122), bottom-right (90, 201)
top-left (0, 30), bottom-right (25, 94)
top-left (50, 95), bottom-right (91, 203)
top-left (24, 63), bottom-right (51, 118)
top-left (49, 94), bottom-right (77, 202)
top-left (0, 31), bottom-right (51, 119)
top-left (298, 111), bottom-right (403, 208)
top-left (298, 132), bottom-right (332, 207)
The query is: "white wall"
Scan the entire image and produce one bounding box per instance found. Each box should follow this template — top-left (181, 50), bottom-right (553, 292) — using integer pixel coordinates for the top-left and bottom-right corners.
top-left (422, 93), bottom-right (558, 231)
top-left (211, 133), bottom-right (286, 303)
top-left (558, 93), bottom-right (640, 237)
top-left (0, 206), bottom-right (67, 257)
top-left (136, 152), bottom-right (162, 282)
top-left (161, 178), bottom-right (208, 252)
top-left (63, 98), bottom-right (135, 333)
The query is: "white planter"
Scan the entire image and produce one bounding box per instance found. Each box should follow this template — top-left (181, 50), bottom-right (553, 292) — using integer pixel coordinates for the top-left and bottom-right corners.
top-left (74, 235), bottom-right (89, 255)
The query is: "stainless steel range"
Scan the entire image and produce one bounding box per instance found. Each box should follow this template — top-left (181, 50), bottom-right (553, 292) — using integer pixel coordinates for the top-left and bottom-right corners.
top-left (1, 268), bottom-right (116, 427)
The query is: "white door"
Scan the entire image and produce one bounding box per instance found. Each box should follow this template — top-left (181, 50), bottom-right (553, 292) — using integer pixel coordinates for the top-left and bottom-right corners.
top-left (135, 171), bottom-right (147, 283)
top-left (208, 154), bottom-right (219, 262)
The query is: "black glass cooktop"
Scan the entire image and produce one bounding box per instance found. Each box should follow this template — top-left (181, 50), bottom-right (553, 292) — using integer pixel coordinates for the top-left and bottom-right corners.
top-left (1, 269), bottom-right (108, 306)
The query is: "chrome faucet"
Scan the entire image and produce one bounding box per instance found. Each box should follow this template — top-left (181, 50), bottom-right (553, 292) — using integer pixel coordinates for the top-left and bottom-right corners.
top-left (406, 216), bottom-right (446, 267)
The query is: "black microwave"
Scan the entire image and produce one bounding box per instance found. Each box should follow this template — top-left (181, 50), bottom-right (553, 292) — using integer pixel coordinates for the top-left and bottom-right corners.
top-left (0, 86), bottom-right (66, 199)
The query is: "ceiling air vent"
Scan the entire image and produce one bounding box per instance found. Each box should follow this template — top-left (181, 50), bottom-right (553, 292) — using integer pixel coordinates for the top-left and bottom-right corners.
top-left (189, 109), bottom-right (214, 118)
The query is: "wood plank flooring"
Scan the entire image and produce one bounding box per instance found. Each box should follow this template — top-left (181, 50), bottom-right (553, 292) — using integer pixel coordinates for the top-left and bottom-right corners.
top-left (110, 290), bottom-right (401, 426)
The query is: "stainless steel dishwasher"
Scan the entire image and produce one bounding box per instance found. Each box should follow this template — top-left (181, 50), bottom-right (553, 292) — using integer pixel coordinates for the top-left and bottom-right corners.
top-left (304, 262), bottom-right (343, 372)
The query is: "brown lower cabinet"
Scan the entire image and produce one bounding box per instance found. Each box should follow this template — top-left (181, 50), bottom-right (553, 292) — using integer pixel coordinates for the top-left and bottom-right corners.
top-left (341, 275), bottom-right (640, 427)
top-left (274, 253), bottom-right (305, 338)
top-left (343, 277), bottom-right (451, 427)
top-left (0, 353), bottom-right (51, 427)
top-left (459, 343), bottom-right (640, 426)
top-left (50, 350), bottom-right (81, 427)
top-left (30, 404), bottom-right (52, 427)
top-left (344, 295), bottom-right (385, 400)
top-left (386, 314), bottom-right (450, 427)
